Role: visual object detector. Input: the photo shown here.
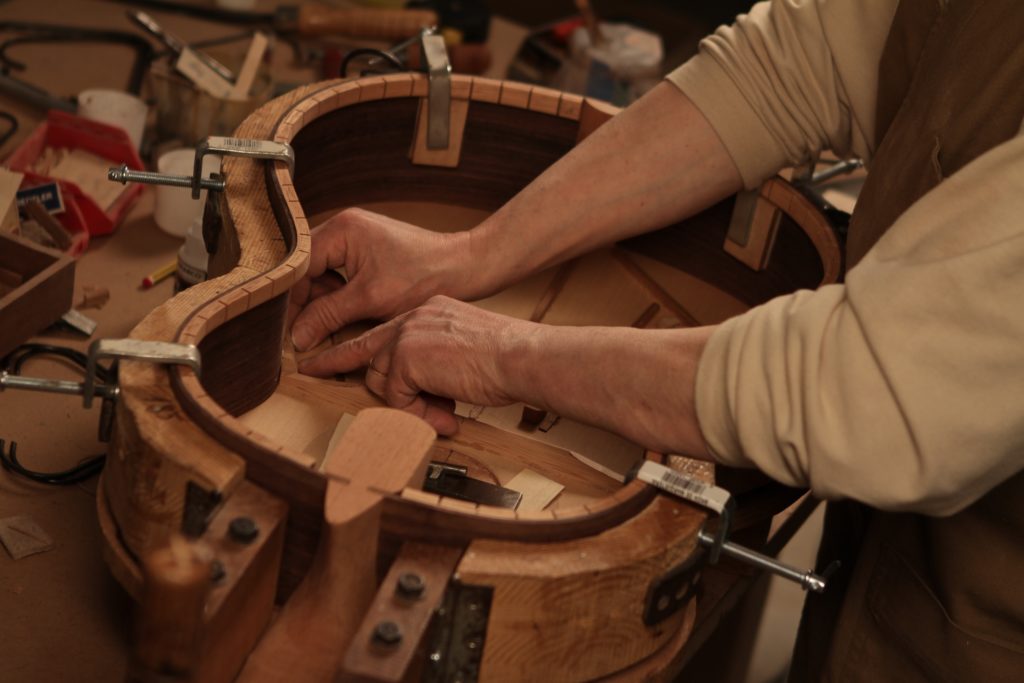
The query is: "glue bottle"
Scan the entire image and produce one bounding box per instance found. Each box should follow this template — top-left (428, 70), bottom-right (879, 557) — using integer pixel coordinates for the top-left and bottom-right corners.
top-left (175, 215), bottom-right (209, 292)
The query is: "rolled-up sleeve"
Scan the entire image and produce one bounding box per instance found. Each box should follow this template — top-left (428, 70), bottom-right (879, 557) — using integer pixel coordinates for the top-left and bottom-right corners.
top-left (666, 0), bottom-right (897, 188)
top-left (696, 132), bottom-right (1024, 516)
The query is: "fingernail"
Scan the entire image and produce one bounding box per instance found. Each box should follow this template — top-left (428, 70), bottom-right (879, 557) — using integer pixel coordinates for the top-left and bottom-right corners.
top-left (292, 326), bottom-right (311, 352)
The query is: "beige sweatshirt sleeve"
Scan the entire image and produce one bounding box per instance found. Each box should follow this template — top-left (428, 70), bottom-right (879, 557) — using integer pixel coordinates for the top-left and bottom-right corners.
top-left (666, 0), bottom-right (897, 188)
top-left (696, 131), bottom-right (1024, 516)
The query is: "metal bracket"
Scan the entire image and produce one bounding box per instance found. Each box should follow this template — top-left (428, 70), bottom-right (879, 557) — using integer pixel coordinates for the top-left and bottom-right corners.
top-left (83, 339), bottom-right (200, 408)
top-left (107, 136), bottom-right (295, 200)
top-left (630, 461), bottom-right (831, 593)
top-left (0, 339), bottom-right (200, 409)
top-left (424, 582), bottom-right (492, 683)
top-left (643, 547), bottom-right (705, 626)
top-left (192, 136), bottom-right (296, 199)
top-left (421, 31), bottom-right (452, 150)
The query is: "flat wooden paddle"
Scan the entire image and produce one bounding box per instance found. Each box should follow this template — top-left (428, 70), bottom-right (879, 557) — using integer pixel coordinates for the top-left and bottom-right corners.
top-left (238, 408), bottom-right (436, 683)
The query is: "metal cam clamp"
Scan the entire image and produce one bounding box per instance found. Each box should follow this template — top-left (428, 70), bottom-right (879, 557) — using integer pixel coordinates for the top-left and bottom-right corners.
top-left (108, 137), bottom-right (296, 199)
top-left (0, 339), bottom-right (200, 441)
top-left (630, 460), bottom-right (834, 593)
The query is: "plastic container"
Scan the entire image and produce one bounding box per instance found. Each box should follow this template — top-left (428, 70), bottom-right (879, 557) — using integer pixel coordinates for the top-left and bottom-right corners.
top-left (175, 216), bottom-right (209, 291)
top-left (149, 61), bottom-right (273, 147)
top-left (153, 148), bottom-right (221, 238)
top-left (4, 110), bottom-right (145, 253)
top-left (77, 89), bottom-right (148, 151)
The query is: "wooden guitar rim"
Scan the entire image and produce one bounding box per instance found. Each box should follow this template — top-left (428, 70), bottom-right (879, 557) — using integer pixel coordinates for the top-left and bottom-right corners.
top-left (105, 73), bottom-right (841, 599)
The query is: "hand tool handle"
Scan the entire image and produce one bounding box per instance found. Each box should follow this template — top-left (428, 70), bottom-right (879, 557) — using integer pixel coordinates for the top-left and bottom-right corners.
top-left (298, 5), bottom-right (438, 40)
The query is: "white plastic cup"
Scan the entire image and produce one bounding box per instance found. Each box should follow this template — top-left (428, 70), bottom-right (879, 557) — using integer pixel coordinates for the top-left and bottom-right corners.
top-left (77, 89), bottom-right (148, 150)
top-left (153, 149), bottom-right (221, 238)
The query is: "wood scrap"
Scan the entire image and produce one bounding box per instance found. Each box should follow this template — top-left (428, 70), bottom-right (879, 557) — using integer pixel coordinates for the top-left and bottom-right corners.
top-left (506, 468), bottom-right (565, 511)
top-left (23, 200), bottom-right (71, 250)
top-left (0, 515), bottom-right (55, 560)
top-left (75, 285), bottom-right (110, 310)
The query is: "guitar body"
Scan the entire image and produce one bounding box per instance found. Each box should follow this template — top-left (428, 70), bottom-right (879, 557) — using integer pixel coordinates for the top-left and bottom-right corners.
top-left (98, 75), bottom-right (840, 682)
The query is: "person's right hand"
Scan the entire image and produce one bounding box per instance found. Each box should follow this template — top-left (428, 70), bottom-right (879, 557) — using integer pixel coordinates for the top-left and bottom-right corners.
top-left (289, 208), bottom-right (478, 352)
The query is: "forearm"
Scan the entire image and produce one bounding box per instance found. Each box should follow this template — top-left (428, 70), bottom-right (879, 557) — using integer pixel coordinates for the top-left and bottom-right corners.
top-left (502, 323), bottom-right (717, 457)
top-left (458, 83), bottom-right (743, 298)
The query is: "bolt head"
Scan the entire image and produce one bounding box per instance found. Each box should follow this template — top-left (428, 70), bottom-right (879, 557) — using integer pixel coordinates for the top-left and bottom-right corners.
top-left (228, 517), bottom-right (259, 544)
top-left (396, 572), bottom-right (425, 599)
top-left (372, 620), bottom-right (402, 646)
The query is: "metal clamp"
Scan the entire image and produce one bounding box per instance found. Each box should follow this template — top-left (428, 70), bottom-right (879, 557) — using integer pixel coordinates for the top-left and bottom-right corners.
top-left (421, 29), bottom-right (452, 150)
top-left (193, 136), bottom-right (295, 199)
top-left (630, 460), bottom-right (831, 593)
top-left (0, 339), bottom-right (200, 409)
top-left (107, 136), bottom-right (295, 199)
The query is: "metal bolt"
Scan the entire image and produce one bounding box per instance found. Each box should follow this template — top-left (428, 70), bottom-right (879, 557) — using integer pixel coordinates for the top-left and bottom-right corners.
top-left (107, 164), bottom-right (225, 192)
top-left (228, 517), bottom-right (259, 544)
top-left (372, 620), bottom-right (402, 646)
top-left (396, 572), bottom-right (425, 599)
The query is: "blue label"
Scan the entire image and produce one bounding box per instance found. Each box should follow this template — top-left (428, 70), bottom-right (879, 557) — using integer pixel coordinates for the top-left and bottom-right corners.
top-left (16, 182), bottom-right (65, 215)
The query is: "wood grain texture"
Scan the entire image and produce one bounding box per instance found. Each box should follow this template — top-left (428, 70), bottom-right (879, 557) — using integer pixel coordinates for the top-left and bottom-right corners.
top-left (0, 233), bottom-right (75, 359)
top-left (238, 409), bottom-right (435, 683)
top-left (459, 494), bottom-right (705, 682)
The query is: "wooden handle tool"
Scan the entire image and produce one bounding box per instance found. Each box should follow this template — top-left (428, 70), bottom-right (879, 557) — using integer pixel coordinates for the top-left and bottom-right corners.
top-left (297, 6), bottom-right (438, 40)
top-left (238, 408), bottom-right (436, 683)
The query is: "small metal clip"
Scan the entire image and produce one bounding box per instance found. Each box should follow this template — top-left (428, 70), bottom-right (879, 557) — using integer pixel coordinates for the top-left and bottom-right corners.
top-left (421, 31), bottom-right (452, 150)
top-left (193, 137), bottom-right (296, 199)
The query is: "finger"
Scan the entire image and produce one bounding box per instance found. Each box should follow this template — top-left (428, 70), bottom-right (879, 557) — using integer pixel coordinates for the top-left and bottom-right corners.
top-left (288, 271), bottom-right (346, 329)
top-left (291, 283), bottom-right (369, 352)
top-left (306, 212), bottom-right (357, 281)
top-left (387, 392), bottom-right (459, 436)
top-left (297, 321), bottom-right (398, 377)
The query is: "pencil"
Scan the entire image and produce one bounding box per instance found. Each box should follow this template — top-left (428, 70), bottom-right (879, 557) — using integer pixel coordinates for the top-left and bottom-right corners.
top-left (142, 259), bottom-right (177, 288)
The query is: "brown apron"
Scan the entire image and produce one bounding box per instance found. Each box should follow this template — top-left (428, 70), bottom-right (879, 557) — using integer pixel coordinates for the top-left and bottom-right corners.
top-left (790, 1), bottom-right (1024, 680)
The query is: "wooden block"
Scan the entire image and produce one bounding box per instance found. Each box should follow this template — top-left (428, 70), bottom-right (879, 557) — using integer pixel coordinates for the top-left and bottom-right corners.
top-left (341, 543), bottom-right (463, 682)
top-left (451, 75), bottom-right (472, 100)
top-left (382, 72), bottom-right (414, 99)
top-left (507, 468), bottom-right (565, 512)
top-left (558, 94), bottom-right (584, 120)
top-left (320, 412), bottom-right (356, 472)
top-left (576, 98), bottom-right (620, 143)
top-left (528, 86), bottom-right (562, 116)
top-left (0, 167), bottom-right (23, 234)
top-left (410, 97), bottom-right (470, 168)
top-left (498, 81), bottom-right (531, 109)
top-left (0, 233), bottom-right (75, 359)
top-left (0, 515), bottom-right (55, 559)
top-left (410, 73), bottom-right (429, 98)
top-left (469, 77), bottom-right (501, 103)
top-left (228, 31), bottom-right (269, 101)
top-left (356, 76), bottom-right (386, 102)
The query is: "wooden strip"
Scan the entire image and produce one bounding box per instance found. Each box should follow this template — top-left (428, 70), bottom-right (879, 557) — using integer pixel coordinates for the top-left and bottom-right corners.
top-left (409, 97), bottom-right (470, 168)
top-left (507, 469), bottom-right (565, 512)
top-left (611, 249), bottom-right (700, 326)
top-left (576, 97), bottom-right (619, 143)
top-left (341, 543), bottom-right (464, 681)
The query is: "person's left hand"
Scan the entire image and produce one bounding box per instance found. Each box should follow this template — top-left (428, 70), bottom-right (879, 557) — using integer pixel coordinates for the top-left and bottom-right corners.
top-left (298, 296), bottom-right (535, 435)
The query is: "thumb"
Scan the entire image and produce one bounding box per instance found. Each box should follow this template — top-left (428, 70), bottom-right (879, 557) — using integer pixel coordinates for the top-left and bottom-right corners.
top-left (291, 287), bottom-right (366, 352)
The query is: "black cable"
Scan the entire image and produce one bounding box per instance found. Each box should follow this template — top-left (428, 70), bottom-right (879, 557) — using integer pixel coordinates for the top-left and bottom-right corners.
top-left (0, 343), bottom-right (112, 486)
top-left (0, 111), bottom-right (16, 149)
top-left (340, 48), bottom-right (405, 78)
top-left (0, 440), bottom-right (105, 486)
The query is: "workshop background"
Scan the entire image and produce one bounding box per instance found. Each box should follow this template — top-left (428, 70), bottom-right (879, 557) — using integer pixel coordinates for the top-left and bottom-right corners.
top-left (0, 1), bottom-right (838, 681)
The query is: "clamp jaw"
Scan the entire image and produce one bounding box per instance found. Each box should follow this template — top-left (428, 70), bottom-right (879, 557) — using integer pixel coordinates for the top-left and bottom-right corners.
top-left (108, 136), bottom-right (296, 199)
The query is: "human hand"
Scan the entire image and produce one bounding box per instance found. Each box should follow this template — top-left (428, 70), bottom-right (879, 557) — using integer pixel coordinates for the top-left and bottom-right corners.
top-left (298, 296), bottom-right (535, 435)
top-left (290, 208), bottom-right (479, 352)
